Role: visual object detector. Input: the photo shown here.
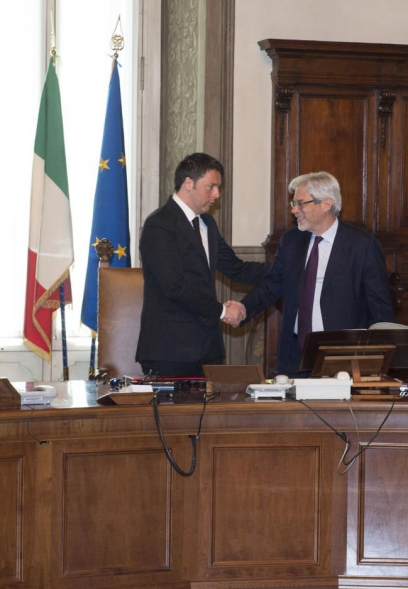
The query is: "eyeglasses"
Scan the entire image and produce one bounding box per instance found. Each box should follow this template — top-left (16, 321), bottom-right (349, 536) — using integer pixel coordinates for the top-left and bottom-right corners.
top-left (289, 199), bottom-right (315, 209)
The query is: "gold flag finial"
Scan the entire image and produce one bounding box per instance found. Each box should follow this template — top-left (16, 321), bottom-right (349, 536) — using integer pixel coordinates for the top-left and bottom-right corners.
top-left (111, 15), bottom-right (124, 59)
top-left (50, 10), bottom-right (57, 62)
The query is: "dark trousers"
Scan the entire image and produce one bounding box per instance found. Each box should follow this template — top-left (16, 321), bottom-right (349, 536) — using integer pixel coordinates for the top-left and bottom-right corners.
top-left (277, 333), bottom-right (308, 378)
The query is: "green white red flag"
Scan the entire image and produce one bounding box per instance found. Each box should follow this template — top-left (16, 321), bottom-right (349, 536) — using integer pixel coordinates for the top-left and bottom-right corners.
top-left (23, 57), bottom-right (74, 361)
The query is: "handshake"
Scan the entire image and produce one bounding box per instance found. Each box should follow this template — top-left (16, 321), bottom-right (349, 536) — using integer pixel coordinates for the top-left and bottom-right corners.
top-left (222, 300), bottom-right (247, 328)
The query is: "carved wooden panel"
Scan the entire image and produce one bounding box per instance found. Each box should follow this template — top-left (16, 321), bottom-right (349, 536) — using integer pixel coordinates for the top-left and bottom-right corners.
top-left (49, 436), bottom-right (188, 589)
top-left (194, 432), bottom-right (343, 584)
top-left (0, 444), bottom-right (36, 588)
top-left (0, 455), bottom-right (23, 583)
top-left (358, 444), bottom-right (408, 564)
top-left (62, 449), bottom-right (171, 576)
top-left (259, 39), bottom-right (408, 376)
top-left (211, 445), bottom-right (320, 564)
top-left (297, 93), bottom-right (372, 227)
top-left (340, 435), bottom-right (408, 587)
top-left (401, 95), bottom-right (408, 229)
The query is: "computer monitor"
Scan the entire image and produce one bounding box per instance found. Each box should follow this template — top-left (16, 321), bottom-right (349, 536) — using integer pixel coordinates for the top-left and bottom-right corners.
top-left (299, 328), bottom-right (408, 381)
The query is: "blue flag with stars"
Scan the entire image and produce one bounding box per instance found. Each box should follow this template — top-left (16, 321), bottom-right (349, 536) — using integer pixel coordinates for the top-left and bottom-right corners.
top-left (81, 59), bottom-right (131, 333)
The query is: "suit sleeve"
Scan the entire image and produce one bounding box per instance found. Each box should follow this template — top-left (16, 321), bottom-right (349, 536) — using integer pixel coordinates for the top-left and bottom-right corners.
top-left (215, 232), bottom-right (271, 284)
top-left (140, 220), bottom-right (223, 328)
top-left (239, 238), bottom-right (286, 320)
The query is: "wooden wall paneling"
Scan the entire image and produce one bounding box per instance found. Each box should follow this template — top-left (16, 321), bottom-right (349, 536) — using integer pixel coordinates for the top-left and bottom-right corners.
top-left (273, 85), bottom-right (295, 233)
top-left (402, 96), bottom-right (408, 228)
top-left (381, 91), bottom-right (408, 323)
top-left (377, 90), bottom-right (397, 234)
top-left (264, 305), bottom-right (282, 379)
top-left (272, 85), bottom-right (380, 235)
top-left (264, 82), bottom-right (293, 378)
top-left (298, 91), bottom-right (374, 228)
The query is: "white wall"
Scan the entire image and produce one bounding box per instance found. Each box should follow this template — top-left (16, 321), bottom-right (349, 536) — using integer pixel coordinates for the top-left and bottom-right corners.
top-left (233, 0), bottom-right (408, 246)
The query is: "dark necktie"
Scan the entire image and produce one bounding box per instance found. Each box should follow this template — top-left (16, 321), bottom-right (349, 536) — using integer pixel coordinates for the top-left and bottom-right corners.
top-left (192, 216), bottom-right (209, 262)
top-left (298, 235), bottom-right (323, 350)
top-left (192, 216), bottom-right (201, 233)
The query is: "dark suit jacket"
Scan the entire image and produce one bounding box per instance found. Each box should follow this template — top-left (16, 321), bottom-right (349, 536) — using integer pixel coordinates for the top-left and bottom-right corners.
top-left (136, 197), bottom-right (269, 363)
top-left (241, 220), bottom-right (395, 374)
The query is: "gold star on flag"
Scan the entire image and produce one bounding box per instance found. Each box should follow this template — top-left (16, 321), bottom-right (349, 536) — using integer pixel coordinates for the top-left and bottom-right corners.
top-left (99, 158), bottom-right (110, 172)
top-left (114, 244), bottom-right (127, 260)
top-left (118, 153), bottom-right (126, 168)
top-left (92, 237), bottom-right (101, 247)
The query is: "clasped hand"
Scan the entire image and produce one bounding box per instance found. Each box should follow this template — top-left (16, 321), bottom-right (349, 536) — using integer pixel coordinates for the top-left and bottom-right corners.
top-left (222, 300), bottom-right (246, 328)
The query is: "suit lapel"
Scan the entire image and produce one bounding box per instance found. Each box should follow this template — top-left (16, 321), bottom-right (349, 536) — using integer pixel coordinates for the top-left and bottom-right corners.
top-left (322, 221), bottom-right (349, 289)
top-left (166, 198), bottom-right (211, 275)
top-left (294, 232), bottom-right (313, 303)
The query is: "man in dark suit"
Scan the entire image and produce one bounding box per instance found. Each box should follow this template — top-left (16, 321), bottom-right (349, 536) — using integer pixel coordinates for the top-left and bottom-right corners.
top-left (232, 171), bottom-right (395, 377)
top-left (136, 152), bottom-right (270, 377)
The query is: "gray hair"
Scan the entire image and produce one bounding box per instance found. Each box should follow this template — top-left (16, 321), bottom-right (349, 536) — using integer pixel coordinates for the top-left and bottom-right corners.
top-left (288, 171), bottom-right (342, 216)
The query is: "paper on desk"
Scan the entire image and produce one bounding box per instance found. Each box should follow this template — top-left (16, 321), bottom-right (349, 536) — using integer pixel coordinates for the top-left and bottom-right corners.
top-left (122, 384), bottom-right (154, 393)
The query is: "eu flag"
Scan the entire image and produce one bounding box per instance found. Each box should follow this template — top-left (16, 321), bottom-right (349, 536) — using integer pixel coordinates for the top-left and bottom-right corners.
top-left (81, 59), bottom-right (131, 333)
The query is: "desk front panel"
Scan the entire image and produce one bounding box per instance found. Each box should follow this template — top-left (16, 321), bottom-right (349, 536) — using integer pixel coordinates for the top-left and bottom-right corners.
top-left (0, 384), bottom-right (407, 589)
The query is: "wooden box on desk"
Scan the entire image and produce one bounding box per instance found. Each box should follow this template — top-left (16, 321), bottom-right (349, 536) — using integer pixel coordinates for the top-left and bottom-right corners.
top-left (0, 378), bottom-right (20, 409)
top-left (97, 384), bottom-right (155, 405)
top-left (203, 364), bottom-right (265, 393)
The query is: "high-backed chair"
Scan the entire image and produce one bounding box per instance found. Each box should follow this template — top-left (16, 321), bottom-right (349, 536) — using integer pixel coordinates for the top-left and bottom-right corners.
top-left (97, 267), bottom-right (145, 378)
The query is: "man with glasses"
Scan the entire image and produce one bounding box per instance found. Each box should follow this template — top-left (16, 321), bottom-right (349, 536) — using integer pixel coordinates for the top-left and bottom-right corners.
top-left (231, 171), bottom-right (395, 377)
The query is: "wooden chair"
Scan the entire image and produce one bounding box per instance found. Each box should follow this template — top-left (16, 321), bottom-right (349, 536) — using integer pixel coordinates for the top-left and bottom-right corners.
top-left (97, 267), bottom-right (145, 379)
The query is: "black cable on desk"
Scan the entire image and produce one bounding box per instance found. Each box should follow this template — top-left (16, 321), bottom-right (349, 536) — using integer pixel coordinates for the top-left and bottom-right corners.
top-left (296, 396), bottom-right (398, 474)
top-left (26, 406), bottom-right (49, 445)
top-left (151, 391), bottom-right (216, 477)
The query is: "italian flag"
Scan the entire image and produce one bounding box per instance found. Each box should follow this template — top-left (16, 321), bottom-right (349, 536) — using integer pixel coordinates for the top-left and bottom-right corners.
top-left (23, 57), bottom-right (74, 361)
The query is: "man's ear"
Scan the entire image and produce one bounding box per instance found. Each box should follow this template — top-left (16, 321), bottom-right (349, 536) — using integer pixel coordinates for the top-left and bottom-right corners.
top-left (183, 176), bottom-right (193, 191)
top-left (322, 197), bottom-right (334, 212)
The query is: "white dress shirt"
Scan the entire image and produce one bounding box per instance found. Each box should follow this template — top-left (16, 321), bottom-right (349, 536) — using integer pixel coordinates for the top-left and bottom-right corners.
top-left (172, 194), bottom-right (210, 264)
top-left (295, 218), bottom-right (339, 334)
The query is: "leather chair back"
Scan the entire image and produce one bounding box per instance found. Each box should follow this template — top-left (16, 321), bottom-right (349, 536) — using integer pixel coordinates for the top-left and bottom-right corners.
top-left (97, 267), bottom-right (144, 378)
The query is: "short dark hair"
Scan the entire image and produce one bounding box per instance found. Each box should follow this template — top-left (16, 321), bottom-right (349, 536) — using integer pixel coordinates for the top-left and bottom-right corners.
top-left (174, 153), bottom-right (224, 191)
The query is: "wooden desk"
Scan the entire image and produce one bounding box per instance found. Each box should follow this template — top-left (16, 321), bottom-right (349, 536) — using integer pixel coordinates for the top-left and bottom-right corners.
top-left (1, 381), bottom-right (408, 589)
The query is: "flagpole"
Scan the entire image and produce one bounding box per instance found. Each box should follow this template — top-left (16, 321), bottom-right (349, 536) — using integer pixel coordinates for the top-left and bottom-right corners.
top-left (51, 15), bottom-right (69, 381)
top-left (89, 337), bottom-right (96, 379)
top-left (59, 283), bottom-right (69, 380)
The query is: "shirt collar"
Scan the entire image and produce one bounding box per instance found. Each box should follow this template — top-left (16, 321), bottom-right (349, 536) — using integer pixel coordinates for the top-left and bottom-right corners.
top-left (173, 194), bottom-right (197, 224)
top-left (322, 217), bottom-right (338, 243)
top-left (313, 217), bottom-right (338, 244)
